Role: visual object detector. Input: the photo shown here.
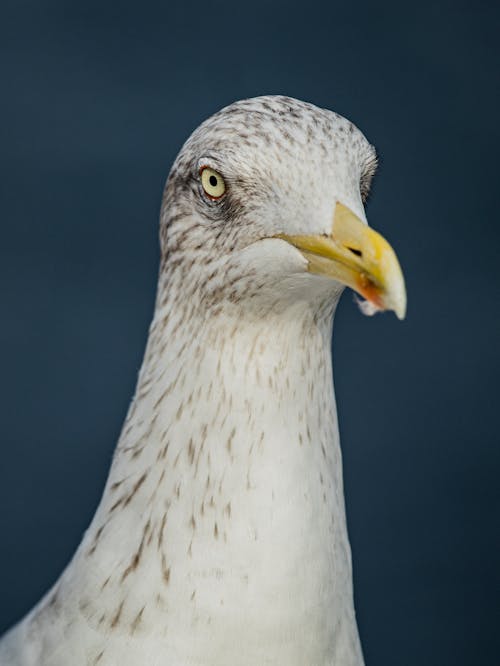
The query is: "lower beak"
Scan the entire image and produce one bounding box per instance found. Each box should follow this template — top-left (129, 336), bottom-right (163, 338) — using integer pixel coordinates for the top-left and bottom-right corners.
top-left (277, 202), bottom-right (407, 319)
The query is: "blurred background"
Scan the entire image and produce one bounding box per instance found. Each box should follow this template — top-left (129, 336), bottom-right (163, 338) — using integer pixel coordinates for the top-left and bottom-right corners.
top-left (0, 1), bottom-right (498, 664)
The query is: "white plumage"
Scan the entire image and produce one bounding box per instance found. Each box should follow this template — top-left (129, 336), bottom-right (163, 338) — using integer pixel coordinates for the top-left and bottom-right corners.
top-left (0, 96), bottom-right (405, 665)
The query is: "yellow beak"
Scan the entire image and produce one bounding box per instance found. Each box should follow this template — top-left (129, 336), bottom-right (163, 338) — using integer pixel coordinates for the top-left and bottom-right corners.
top-left (277, 202), bottom-right (407, 319)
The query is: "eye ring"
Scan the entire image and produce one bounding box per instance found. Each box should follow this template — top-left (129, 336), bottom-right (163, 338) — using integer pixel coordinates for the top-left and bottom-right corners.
top-left (200, 166), bottom-right (226, 200)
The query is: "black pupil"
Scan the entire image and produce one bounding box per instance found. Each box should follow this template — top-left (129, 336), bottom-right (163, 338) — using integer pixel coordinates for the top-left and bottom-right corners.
top-left (209, 175), bottom-right (218, 187)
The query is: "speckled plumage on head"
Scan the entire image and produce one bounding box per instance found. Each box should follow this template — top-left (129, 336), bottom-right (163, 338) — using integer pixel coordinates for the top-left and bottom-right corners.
top-left (160, 96), bottom-right (377, 303)
top-left (0, 96), bottom-right (404, 666)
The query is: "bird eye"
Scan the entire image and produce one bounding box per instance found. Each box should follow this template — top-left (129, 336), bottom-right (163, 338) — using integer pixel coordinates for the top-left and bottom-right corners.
top-left (200, 167), bottom-right (226, 200)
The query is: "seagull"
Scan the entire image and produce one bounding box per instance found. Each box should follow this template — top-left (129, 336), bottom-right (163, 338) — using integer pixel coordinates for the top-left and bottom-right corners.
top-left (0, 95), bottom-right (406, 666)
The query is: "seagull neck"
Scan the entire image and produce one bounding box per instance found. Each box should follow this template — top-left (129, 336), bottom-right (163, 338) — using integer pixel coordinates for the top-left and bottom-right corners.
top-left (68, 286), bottom-right (358, 661)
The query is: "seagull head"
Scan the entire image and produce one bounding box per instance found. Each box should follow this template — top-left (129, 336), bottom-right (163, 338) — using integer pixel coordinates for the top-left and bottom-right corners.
top-left (160, 95), bottom-right (406, 320)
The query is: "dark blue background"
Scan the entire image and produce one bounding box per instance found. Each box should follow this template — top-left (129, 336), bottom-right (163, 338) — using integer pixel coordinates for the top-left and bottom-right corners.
top-left (0, 1), bottom-right (498, 664)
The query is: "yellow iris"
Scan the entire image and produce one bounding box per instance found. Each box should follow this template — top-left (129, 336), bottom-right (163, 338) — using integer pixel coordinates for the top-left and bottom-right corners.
top-left (200, 167), bottom-right (226, 199)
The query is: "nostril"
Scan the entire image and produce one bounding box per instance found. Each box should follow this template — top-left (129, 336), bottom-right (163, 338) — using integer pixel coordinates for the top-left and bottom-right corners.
top-left (346, 246), bottom-right (363, 257)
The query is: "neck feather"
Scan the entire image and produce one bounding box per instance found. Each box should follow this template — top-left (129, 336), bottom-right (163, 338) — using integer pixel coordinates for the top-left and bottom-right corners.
top-left (49, 280), bottom-right (357, 660)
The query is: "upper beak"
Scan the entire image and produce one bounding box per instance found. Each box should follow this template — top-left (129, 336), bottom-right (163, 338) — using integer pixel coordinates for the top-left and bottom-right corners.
top-left (277, 202), bottom-right (407, 319)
